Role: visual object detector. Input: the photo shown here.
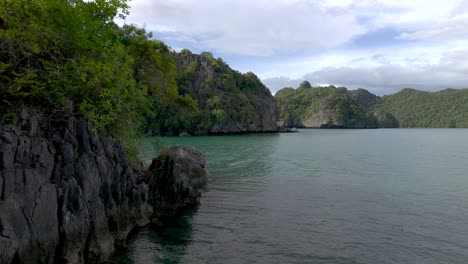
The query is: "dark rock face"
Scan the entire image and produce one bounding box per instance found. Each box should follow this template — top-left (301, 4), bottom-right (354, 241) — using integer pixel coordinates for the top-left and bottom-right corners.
top-left (147, 146), bottom-right (207, 217)
top-left (0, 110), bottom-right (152, 263)
top-left (0, 111), bottom-right (207, 263)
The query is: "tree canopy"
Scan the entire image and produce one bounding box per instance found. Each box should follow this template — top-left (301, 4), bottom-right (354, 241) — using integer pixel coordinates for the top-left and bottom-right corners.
top-left (0, 0), bottom-right (193, 159)
top-left (0, 0), bottom-right (278, 159)
top-left (275, 85), bottom-right (378, 128)
top-left (376, 88), bottom-right (468, 127)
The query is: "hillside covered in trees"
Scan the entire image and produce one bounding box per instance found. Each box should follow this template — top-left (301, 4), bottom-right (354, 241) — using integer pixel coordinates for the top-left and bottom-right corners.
top-left (376, 88), bottom-right (468, 127)
top-left (145, 50), bottom-right (278, 135)
top-left (275, 82), bottom-right (390, 128)
top-left (276, 82), bottom-right (468, 128)
top-left (0, 0), bottom-right (278, 157)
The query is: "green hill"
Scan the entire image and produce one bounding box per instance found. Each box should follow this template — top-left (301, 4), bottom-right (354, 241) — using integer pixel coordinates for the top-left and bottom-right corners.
top-left (276, 83), bottom-right (468, 128)
top-left (275, 85), bottom-right (379, 128)
top-left (376, 88), bottom-right (468, 127)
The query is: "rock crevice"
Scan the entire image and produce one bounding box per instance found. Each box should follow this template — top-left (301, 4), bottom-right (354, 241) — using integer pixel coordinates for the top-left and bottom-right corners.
top-left (0, 110), bottom-right (207, 264)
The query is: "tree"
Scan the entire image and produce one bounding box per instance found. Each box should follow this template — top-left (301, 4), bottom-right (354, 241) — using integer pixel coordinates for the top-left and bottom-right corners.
top-left (0, 0), bottom-right (150, 161)
top-left (299, 80), bottom-right (312, 89)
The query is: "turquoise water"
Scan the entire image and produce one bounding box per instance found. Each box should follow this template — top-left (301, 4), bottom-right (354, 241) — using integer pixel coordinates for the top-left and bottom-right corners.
top-left (120, 129), bottom-right (468, 264)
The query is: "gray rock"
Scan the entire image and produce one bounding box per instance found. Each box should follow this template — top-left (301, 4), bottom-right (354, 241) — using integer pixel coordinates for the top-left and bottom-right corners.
top-left (0, 109), bottom-right (207, 263)
top-left (179, 131), bottom-right (191, 137)
top-left (147, 146), bottom-right (207, 217)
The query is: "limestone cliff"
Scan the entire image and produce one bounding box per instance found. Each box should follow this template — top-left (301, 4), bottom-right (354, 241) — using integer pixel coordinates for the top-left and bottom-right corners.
top-left (0, 109), bottom-right (207, 264)
top-left (172, 51), bottom-right (279, 134)
top-left (276, 86), bottom-right (379, 129)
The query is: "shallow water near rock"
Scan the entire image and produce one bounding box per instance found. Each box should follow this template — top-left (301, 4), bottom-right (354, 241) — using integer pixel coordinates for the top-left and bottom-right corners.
top-left (117, 129), bottom-right (468, 264)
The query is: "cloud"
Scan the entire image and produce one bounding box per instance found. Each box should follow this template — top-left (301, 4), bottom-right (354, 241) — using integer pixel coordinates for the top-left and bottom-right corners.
top-left (390, 0), bottom-right (468, 41)
top-left (399, 18), bottom-right (468, 40)
top-left (125, 0), bottom-right (468, 55)
top-left (263, 49), bottom-right (468, 95)
top-left (125, 0), bottom-right (468, 94)
top-left (125, 0), bottom-right (365, 55)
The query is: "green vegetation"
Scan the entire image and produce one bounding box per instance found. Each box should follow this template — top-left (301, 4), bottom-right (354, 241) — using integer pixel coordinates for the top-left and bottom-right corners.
top-left (159, 51), bottom-right (274, 134)
top-left (151, 136), bottom-right (166, 156)
top-left (0, 0), bottom-right (277, 165)
top-left (349, 88), bottom-right (379, 111)
top-left (0, 0), bottom-right (200, 160)
top-left (1, 0), bottom-right (138, 130)
top-left (275, 85), bottom-right (378, 128)
top-left (277, 83), bottom-right (468, 128)
top-left (376, 88), bottom-right (468, 127)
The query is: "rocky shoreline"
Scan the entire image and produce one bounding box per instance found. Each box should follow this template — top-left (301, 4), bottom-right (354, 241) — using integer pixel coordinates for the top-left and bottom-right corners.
top-left (0, 110), bottom-right (207, 264)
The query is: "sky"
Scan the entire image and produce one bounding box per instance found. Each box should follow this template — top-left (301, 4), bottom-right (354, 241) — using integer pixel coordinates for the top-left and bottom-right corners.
top-left (123, 0), bottom-right (468, 95)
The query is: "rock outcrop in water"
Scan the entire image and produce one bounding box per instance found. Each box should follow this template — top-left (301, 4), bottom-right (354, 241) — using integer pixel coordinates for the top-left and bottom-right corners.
top-left (0, 109), bottom-right (207, 264)
top-left (147, 146), bottom-right (207, 217)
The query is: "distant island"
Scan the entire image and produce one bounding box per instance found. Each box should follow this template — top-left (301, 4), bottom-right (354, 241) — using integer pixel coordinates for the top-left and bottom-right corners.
top-left (276, 81), bottom-right (468, 129)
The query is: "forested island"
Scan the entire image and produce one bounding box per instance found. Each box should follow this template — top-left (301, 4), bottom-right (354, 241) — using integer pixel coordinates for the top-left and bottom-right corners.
top-left (276, 82), bottom-right (468, 129)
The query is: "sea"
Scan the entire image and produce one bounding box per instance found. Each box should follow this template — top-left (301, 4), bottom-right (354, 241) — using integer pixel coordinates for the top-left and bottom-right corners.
top-left (115, 129), bottom-right (468, 264)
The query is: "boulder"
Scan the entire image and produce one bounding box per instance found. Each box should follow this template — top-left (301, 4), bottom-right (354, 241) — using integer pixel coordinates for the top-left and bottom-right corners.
top-left (179, 131), bottom-right (191, 137)
top-left (147, 146), bottom-right (207, 217)
top-left (288, 127), bottom-right (299, 133)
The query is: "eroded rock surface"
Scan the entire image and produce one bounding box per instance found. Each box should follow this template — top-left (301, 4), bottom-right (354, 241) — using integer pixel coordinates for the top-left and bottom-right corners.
top-left (0, 110), bottom-right (207, 264)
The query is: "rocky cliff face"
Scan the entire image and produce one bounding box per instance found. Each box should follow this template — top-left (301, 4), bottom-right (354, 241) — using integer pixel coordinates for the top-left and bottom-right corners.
top-left (302, 109), bottom-right (375, 129)
top-left (173, 51), bottom-right (279, 134)
top-left (0, 109), bottom-right (207, 264)
top-left (302, 110), bottom-right (343, 128)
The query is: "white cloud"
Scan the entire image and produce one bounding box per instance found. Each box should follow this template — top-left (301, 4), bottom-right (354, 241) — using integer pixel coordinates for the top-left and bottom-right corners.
top-left (399, 16), bottom-right (468, 40)
top-left (125, 0), bottom-right (365, 55)
top-left (125, 1), bottom-right (468, 54)
top-left (263, 48), bottom-right (468, 95)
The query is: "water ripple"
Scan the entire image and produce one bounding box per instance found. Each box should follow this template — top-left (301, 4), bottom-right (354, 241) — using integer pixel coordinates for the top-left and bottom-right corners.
top-left (119, 130), bottom-right (468, 264)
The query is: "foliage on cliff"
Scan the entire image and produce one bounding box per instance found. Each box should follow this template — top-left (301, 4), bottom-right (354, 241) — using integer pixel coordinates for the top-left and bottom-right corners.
top-left (376, 88), bottom-right (468, 127)
top-left (276, 83), bottom-right (468, 128)
top-left (1, 0), bottom-right (139, 131)
top-left (0, 0), bottom-right (196, 155)
top-left (275, 85), bottom-right (378, 128)
top-left (0, 0), bottom-right (278, 146)
top-left (153, 50), bottom-right (277, 135)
